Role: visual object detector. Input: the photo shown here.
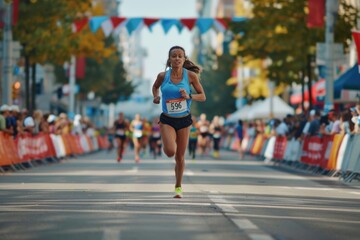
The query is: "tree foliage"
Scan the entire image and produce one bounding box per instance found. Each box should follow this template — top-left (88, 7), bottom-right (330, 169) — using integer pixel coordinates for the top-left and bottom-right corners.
top-left (13, 0), bottom-right (134, 104)
top-left (191, 49), bottom-right (236, 119)
top-left (230, 0), bottom-right (358, 85)
top-left (13, 0), bottom-right (115, 64)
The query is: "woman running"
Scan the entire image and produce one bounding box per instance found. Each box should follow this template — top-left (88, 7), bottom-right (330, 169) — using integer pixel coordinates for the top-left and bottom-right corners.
top-left (152, 46), bottom-right (206, 198)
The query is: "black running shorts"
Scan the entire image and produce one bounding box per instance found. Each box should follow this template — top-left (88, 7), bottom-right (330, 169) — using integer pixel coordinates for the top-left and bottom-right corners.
top-left (159, 113), bottom-right (193, 131)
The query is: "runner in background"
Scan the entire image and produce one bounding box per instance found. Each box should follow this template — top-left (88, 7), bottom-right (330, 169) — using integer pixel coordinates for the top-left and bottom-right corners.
top-left (197, 113), bottom-right (210, 156)
top-left (236, 119), bottom-right (244, 159)
top-left (210, 115), bottom-right (223, 158)
top-left (141, 117), bottom-right (151, 157)
top-left (113, 112), bottom-right (128, 162)
top-left (188, 116), bottom-right (199, 160)
top-left (149, 117), bottom-right (161, 159)
top-left (130, 113), bottom-right (143, 163)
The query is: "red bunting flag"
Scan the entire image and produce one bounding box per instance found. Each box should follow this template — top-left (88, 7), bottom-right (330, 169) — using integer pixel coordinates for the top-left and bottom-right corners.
top-left (215, 18), bottom-right (229, 29)
top-left (352, 30), bottom-right (360, 72)
top-left (307, 0), bottom-right (325, 28)
top-left (73, 18), bottom-right (89, 33)
top-left (144, 18), bottom-right (159, 27)
top-left (110, 17), bottom-right (126, 29)
top-left (180, 18), bottom-right (197, 30)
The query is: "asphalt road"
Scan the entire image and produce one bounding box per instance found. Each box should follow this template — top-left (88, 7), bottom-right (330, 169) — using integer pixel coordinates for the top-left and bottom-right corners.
top-left (0, 147), bottom-right (359, 240)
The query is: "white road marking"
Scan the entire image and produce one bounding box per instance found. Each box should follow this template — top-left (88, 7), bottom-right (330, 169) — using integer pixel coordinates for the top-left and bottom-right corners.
top-left (232, 218), bottom-right (258, 230)
top-left (102, 229), bottom-right (121, 240)
top-left (249, 233), bottom-right (274, 240)
top-left (208, 195), bottom-right (274, 240)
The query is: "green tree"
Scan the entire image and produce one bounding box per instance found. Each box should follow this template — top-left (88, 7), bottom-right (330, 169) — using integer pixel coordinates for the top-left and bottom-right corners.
top-left (13, 0), bottom-right (114, 64)
top-left (192, 49), bottom-right (236, 119)
top-left (230, 0), bottom-right (358, 85)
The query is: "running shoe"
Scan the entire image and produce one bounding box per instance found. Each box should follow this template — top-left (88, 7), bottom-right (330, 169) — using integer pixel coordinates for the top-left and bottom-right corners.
top-left (174, 187), bottom-right (183, 198)
top-left (117, 156), bottom-right (122, 162)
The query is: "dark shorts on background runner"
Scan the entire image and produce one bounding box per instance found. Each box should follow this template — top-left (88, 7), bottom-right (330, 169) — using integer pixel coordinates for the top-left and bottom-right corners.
top-left (115, 134), bottom-right (126, 140)
top-left (160, 113), bottom-right (192, 131)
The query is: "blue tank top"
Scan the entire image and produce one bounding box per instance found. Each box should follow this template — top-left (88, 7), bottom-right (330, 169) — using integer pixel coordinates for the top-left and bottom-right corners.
top-left (161, 68), bottom-right (192, 117)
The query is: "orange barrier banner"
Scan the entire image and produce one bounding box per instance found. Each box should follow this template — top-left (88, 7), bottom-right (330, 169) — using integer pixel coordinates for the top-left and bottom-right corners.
top-left (0, 132), bottom-right (20, 166)
top-left (326, 133), bottom-right (344, 170)
top-left (319, 134), bottom-right (334, 169)
top-left (273, 136), bottom-right (287, 160)
top-left (251, 134), bottom-right (264, 155)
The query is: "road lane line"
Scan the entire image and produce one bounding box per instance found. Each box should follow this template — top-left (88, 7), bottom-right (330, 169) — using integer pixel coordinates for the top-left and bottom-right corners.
top-left (102, 229), bottom-right (121, 240)
top-left (249, 233), bottom-right (274, 240)
top-left (232, 219), bottom-right (258, 230)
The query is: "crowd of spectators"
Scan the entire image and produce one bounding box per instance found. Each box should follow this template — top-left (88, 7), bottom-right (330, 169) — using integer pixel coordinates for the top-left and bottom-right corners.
top-left (0, 104), bottom-right (96, 138)
top-left (224, 103), bottom-right (360, 145)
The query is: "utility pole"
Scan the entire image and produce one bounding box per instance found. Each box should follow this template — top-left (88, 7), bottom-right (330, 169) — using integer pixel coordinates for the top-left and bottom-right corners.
top-left (324, 0), bottom-right (338, 112)
top-left (1, 0), bottom-right (13, 105)
top-left (68, 55), bottom-right (76, 118)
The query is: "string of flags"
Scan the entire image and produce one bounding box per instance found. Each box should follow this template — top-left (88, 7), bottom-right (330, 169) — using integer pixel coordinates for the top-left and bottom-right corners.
top-left (72, 16), bottom-right (247, 36)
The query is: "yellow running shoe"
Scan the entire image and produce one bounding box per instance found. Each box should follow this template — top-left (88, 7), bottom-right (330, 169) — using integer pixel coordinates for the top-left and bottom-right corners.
top-left (174, 187), bottom-right (183, 198)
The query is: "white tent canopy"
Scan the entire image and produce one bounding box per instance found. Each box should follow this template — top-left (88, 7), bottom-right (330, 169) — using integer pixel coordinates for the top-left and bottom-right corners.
top-left (247, 96), bottom-right (294, 120)
top-left (226, 100), bottom-right (263, 123)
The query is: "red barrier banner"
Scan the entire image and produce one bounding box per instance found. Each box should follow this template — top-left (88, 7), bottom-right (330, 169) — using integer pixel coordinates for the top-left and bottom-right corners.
top-left (273, 136), bottom-right (287, 160)
top-left (15, 133), bottom-right (55, 162)
top-left (302, 136), bottom-right (323, 165)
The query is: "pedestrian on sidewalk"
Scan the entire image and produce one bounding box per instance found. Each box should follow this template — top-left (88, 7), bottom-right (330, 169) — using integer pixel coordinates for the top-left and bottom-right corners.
top-left (152, 45), bottom-right (206, 198)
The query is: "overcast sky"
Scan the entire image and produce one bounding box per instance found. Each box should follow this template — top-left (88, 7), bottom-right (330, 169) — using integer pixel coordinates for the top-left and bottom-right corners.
top-left (120, 0), bottom-right (198, 82)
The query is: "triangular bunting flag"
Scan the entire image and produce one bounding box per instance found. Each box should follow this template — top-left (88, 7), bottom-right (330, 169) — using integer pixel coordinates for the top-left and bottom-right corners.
top-left (126, 18), bottom-right (143, 35)
top-left (101, 19), bottom-right (113, 37)
top-left (196, 18), bottom-right (214, 34)
top-left (160, 19), bottom-right (179, 34)
top-left (72, 18), bottom-right (88, 33)
top-left (144, 18), bottom-right (159, 31)
top-left (176, 21), bottom-right (184, 33)
top-left (232, 17), bottom-right (247, 22)
top-left (111, 16), bottom-right (127, 28)
top-left (180, 18), bottom-right (197, 30)
top-left (215, 18), bottom-right (229, 29)
top-left (89, 16), bottom-right (109, 33)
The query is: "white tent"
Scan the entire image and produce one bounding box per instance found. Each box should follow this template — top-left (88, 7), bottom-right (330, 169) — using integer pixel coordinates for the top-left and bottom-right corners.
top-left (247, 96), bottom-right (294, 120)
top-left (226, 100), bottom-right (263, 123)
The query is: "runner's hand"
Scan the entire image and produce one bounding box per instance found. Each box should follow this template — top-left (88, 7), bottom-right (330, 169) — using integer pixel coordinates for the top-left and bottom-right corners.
top-left (153, 96), bottom-right (160, 104)
top-left (179, 88), bottom-right (188, 99)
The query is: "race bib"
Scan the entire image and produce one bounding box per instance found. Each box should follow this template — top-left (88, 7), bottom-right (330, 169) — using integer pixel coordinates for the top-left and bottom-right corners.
top-left (134, 130), bottom-right (142, 138)
top-left (200, 126), bottom-right (208, 133)
top-left (116, 129), bottom-right (125, 135)
top-left (213, 133), bottom-right (221, 138)
top-left (166, 98), bottom-right (187, 114)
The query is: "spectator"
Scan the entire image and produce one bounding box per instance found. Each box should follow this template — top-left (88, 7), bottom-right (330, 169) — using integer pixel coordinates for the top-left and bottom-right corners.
top-left (307, 110), bottom-right (321, 136)
top-left (22, 109), bottom-right (35, 134)
top-left (275, 118), bottom-right (289, 136)
top-left (33, 110), bottom-right (43, 135)
top-left (10, 105), bottom-right (20, 137)
top-left (340, 110), bottom-right (352, 134)
top-left (0, 105), bottom-right (8, 133)
top-left (350, 106), bottom-right (359, 134)
top-left (1, 105), bottom-right (14, 136)
top-left (47, 114), bottom-right (57, 134)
